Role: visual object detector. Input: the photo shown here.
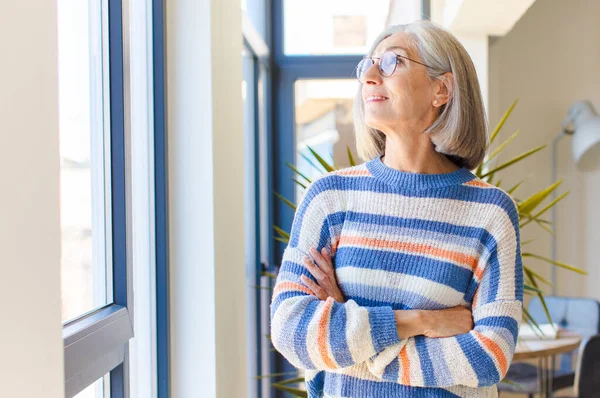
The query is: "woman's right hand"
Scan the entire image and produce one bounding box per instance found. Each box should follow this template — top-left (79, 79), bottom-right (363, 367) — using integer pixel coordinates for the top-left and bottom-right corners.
top-left (420, 306), bottom-right (474, 338)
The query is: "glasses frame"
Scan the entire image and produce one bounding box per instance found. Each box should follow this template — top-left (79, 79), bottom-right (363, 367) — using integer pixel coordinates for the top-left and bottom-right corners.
top-left (356, 51), bottom-right (435, 82)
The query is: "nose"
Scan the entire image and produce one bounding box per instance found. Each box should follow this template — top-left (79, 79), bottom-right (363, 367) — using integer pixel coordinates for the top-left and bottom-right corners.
top-left (362, 62), bottom-right (381, 85)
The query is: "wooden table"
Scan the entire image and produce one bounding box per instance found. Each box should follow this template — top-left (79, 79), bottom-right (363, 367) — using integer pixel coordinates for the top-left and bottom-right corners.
top-left (512, 330), bottom-right (582, 398)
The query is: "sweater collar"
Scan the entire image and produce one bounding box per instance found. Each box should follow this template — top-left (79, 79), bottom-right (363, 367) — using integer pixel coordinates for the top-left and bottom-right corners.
top-left (366, 155), bottom-right (475, 191)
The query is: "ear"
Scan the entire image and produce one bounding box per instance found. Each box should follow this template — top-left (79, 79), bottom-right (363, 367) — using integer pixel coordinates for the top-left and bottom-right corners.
top-left (432, 72), bottom-right (454, 108)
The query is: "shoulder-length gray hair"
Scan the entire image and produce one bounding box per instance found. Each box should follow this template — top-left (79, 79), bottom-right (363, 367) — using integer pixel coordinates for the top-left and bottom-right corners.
top-left (353, 20), bottom-right (488, 170)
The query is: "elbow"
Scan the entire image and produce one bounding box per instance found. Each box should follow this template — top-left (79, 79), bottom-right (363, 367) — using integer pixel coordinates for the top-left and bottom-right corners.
top-left (476, 363), bottom-right (508, 387)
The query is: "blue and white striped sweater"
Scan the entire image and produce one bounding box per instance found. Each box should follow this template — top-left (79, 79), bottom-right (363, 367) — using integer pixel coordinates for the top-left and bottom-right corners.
top-left (270, 155), bottom-right (524, 397)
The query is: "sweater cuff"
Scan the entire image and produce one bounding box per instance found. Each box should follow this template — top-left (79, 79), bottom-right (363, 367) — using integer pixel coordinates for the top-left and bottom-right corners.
top-left (368, 306), bottom-right (401, 352)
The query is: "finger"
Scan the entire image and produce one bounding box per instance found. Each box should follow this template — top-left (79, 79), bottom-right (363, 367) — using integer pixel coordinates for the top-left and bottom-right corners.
top-left (321, 247), bottom-right (332, 263)
top-left (302, 256), bottom-right (326, 281)
top-left (309, 247), bottom-right (333, 274)
top-left (300, 275), bottom-right (327, 300)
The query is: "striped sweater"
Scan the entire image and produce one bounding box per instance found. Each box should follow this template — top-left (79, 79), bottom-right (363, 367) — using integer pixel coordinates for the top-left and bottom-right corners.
top-left (270, 155), bottom-right (524, 398)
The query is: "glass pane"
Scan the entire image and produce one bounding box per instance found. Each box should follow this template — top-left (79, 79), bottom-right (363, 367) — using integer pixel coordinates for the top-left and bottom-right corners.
top-left (58, 0), bottom-right (112, 323)
top-left (294, 79), bottom-right (359, 201)
top-left (74, 374), bottom-right (110, 398)
top-left (284, 0), bottom-right (391, 55)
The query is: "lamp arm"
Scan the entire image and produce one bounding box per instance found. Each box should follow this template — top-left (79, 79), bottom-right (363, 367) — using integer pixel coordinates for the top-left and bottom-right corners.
top-left (550, 130), bottom-right (567, 295)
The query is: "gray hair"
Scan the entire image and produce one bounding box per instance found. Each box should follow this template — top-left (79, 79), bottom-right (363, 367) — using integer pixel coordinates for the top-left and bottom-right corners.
top-left (353, 20), bottom-right (488, 170)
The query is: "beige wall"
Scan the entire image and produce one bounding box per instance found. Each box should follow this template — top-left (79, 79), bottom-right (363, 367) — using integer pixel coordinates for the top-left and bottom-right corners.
top-left (0, 2), bottom-right (64, 398)
top-left (489, 0), bottom-right (600, 302)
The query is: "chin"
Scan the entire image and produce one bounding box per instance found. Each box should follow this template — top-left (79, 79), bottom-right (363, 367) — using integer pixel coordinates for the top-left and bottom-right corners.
top-left (364, 115), bottom-right (393, 132)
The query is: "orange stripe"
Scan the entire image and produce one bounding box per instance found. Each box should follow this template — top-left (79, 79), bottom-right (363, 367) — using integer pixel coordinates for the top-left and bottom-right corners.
top-left (339, 236), bottom-right (479, 273)
top-left (335, 170), bottom-right (372, 177)
top-left (474, 331), bottom-right (507, 375)
top-left (464, 179), bottom-right (492, 188)
top-left (273, 281), bottom-right (315, 297)
top-left (317, 298), bottom-right (337, 369)
top-left (399, 345), bottom-right (411, 384)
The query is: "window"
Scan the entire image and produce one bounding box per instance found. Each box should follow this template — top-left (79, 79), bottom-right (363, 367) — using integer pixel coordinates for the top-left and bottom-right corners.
top-left (294, 79), bottom-right (358, 201)
top-left (58, 0), bottom-right (111, 326)
top-left (57, 0), bottom-right (162, 396)
top-left (283, 0), bottom-right (389, 55)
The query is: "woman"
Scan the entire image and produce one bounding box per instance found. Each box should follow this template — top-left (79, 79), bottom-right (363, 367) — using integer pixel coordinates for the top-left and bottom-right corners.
top-left (270, 20), bottom-right (523, 398)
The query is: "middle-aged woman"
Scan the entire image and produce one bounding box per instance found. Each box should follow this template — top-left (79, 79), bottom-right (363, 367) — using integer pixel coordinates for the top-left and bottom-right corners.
top-left (270, 20), bottom-right (523, 398)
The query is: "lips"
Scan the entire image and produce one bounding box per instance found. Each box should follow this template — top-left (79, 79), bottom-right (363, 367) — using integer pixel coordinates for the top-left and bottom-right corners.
top-left (366, 95), bottom-right (389, 103)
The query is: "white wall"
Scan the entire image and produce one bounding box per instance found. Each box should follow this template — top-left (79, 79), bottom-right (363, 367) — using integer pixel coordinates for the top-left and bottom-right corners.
top-left (165, 0), bottom-right (248, 396)
top-left (489, 0), bottom-right (600, 301)
top-left (0, 2), bottom-right (64, 398)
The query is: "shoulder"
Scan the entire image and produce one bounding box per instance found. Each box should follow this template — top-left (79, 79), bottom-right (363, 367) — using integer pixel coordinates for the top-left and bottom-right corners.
top-left (304, 162), bottom-right (371, 195)
top-left (462, 178), bottom-right (519, 220)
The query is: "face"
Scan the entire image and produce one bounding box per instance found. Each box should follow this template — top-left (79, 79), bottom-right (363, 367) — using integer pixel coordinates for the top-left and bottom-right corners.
top-left (360, 33), bottom-right (444, 135)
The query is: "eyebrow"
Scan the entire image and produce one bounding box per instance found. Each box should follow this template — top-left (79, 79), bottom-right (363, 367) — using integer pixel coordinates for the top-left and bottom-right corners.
top-left (373, 45), bottom-right (410, 57)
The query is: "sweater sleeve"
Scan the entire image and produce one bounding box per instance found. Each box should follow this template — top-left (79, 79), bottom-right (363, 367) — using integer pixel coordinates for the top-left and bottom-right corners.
top-left (365, 198), bottom-right (524, 388)
top-left (270, 178), bottom-right (401, 370)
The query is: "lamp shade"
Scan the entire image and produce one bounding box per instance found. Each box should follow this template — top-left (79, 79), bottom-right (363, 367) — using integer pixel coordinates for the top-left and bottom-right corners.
top-left (566, 100), bottom-right (600, 171)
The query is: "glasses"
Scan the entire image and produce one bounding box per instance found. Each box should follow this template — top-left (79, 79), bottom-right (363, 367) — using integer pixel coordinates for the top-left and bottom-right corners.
top-left (356, 50), bottom-right (434, 83)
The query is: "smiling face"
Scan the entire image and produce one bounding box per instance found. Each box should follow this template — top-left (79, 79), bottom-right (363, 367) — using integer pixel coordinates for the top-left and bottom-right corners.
top-left (361, 33), bottom-right (441, 136)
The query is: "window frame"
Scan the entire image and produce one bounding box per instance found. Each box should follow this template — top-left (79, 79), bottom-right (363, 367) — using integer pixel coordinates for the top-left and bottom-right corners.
top-left (242, 1), bottom-right (274, 397)
top-left (62, 0), bottom-right (134, 396)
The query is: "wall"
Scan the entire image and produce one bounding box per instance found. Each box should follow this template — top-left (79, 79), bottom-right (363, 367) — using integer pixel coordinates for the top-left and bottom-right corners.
top-left (165, 0), bottom-right (248, 396)
top-left (489, 0), bottom-right (600, 301)
top-left (0, 2), bottom-right (64, 397)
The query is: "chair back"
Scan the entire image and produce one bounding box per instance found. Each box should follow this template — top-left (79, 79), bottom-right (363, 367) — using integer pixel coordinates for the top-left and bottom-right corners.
top-left (576, 334), bottom-right (600, 398)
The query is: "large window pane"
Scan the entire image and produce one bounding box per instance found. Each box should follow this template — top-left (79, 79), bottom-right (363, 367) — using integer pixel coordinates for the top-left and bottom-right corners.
top-left (58, 0), bottom-right (112, 323)
top-left (284, 0), bottom-right (390, 55)
top-left (294, 79), bottom-right (359, 201)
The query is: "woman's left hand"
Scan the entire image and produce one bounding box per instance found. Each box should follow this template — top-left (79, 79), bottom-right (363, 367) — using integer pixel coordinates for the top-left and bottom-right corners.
top-left (300, 246), bottom-right (345, 303)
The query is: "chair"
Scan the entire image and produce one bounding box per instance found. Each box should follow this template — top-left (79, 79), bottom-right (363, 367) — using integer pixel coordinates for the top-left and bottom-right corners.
top-left (498, 296), bottom-right (600, 397)
top-left (563, 334), bottom-right (600, 398)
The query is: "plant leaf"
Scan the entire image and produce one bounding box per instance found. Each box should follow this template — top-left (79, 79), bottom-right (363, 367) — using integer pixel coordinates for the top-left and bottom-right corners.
top-left (274, 236), bottom-right (289, 244)
top-left (293, 178), bottom-right (307, 189)
top-left (272, 384), bottom-right (308, 397)
top-left (533, 191), bottom-right (570, 219)
top-left (522, 253), bottom-right (587, 274)
top-left (507, 179), bottom-right (526, 195)
top-left (286, 161), bottom-right (312, 184)
top-left (523, 284), bottom-right (543, 294)
top-left (273, 225), bottom-right (290, 239)
top-left (489, 99), bottom-right (518, 146)
top-left (347, 146), bottom-right (356, 166)
top-left (518, 180), bottom-right (562, 215)
top-left (307, 145), bottom-right (335, 172)
top-left (480, 145), bottom-right (546, 178)
top-left (524, 268), bottom-right (554, 327)
top-left (273, 191), bottom-right (296, 211)
top-left (523, 265), bottom-right (552, 286)
top-left (299, 152), bottom-right (325, 174)
top-left (255, 371), bottom-right (300, 380)
top-left (276, 377), bottom-right (305, 385)
top-left (522, 307), bottom-right (544, 337)
top-left (484, 129), bottom-right (520, 167)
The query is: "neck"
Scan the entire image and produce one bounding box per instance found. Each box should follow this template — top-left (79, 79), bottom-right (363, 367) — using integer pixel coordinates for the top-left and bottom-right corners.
top-left (382, 133), bottom-right (459, 174)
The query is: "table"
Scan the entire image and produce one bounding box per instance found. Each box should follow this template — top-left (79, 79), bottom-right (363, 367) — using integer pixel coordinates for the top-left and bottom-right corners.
top-left (512, 330), bottom-right (582, 398)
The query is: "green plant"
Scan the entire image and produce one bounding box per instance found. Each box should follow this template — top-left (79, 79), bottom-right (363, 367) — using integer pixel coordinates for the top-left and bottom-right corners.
top-left (262, 100), bottom-right (587, 396)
